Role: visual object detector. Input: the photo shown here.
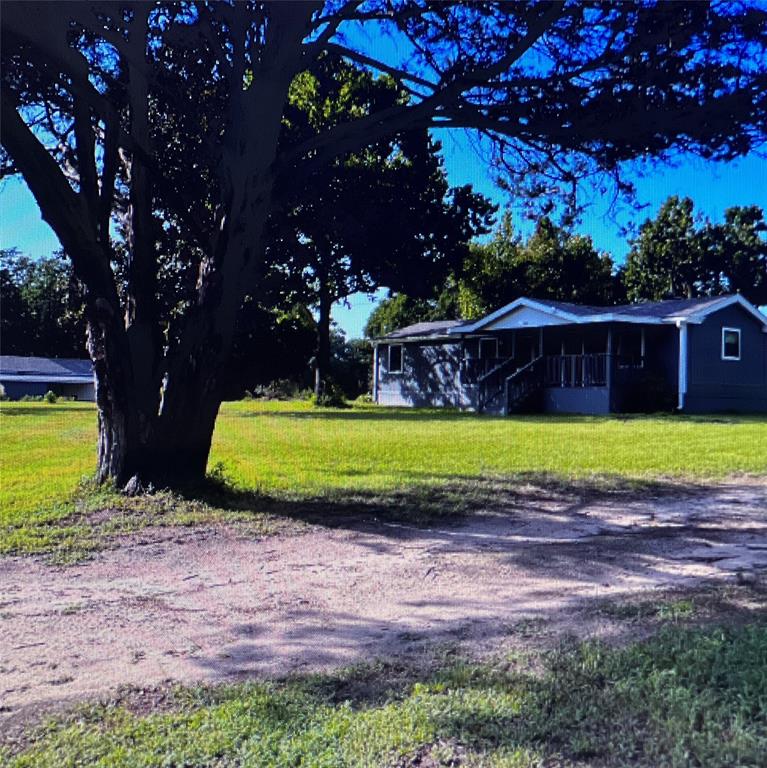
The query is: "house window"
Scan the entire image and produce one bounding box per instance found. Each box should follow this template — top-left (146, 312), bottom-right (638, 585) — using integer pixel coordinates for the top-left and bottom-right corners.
top-left (388, 344), bottom-right (403, 373)
top-left (479, 337), bottom-right (498, 359)
top-left (721, 327), bottom-right (741, 361)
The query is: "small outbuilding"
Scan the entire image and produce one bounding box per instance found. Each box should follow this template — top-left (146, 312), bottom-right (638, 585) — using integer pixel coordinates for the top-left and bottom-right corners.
top-left (0, 356), bottom-right (95, 401)
top-left (372, 294), bottom-right (767, 415)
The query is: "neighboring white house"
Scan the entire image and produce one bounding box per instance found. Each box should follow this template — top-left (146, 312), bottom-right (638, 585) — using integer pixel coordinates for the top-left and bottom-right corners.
top-left (0, 356), bottom-right (95, 401)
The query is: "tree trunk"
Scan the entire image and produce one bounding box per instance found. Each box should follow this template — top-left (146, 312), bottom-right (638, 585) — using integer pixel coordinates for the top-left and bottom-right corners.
top-left (93, 348), bottom-right (222, 489)
top-left (96, 402), bottom-right (220, 488)
top-left (314, 284), bottom-right (332, 399)
top-left (88, 296), bottom-right (223, 489)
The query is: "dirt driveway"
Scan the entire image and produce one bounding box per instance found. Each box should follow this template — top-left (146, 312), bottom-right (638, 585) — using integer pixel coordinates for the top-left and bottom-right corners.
top-left (1, 480), bottom-right (766, 727)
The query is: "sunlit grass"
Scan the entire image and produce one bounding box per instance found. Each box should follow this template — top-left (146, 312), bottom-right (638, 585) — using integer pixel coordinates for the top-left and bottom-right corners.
top-left (213, 400), bottom-right (767, 492)
top-left (1, 399), bottom-right (765, 557)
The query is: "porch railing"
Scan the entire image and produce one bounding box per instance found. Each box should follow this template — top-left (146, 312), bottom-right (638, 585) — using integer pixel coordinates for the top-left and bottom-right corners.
top-left (476, 357), bottom-right (518, 412)
top-left (544, 353), bottom-right (645, 388)
top-left (506, 355), bottom-right (545, 413)
top-left (544, 353), bottom-right (608, 387)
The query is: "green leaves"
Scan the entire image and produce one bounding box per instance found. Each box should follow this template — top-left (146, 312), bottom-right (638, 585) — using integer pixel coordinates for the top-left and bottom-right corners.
top-left (624, 197), bottom-right (767, 305)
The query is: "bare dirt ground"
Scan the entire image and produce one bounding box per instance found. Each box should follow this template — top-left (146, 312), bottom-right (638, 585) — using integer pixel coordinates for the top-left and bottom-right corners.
top-left (1, 480), bottom-right (766, 733)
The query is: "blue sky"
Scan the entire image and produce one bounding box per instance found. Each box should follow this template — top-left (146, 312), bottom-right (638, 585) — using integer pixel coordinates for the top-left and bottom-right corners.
top-left (2, 133), bottom-right (765, 339)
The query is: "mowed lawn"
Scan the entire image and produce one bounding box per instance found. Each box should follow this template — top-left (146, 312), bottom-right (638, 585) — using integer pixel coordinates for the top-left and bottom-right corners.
top-left (2, 404), bottom-right (767, 767)
top-left (2, 399), bottom-right (767, 520)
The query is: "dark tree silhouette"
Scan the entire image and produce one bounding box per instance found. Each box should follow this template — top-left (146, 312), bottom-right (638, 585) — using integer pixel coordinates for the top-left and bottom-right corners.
top-left (2, 1), bottom-right (765, 486)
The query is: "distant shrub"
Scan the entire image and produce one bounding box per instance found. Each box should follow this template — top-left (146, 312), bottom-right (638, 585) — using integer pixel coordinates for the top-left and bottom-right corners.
top-left (353, 392), bottom-right (373, 405)
top-left (250, 379), bottom-right (304, 401)
top-left (0, 383), bottom-right (7, 401)
top-left (312, 380), bottom-right (348, 408)
top-left (44, 390), bottom-right (58, 404)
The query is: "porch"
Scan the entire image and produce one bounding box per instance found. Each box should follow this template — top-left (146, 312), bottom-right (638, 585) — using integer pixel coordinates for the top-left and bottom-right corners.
top-left (458, 323), bottom-right (673, 415)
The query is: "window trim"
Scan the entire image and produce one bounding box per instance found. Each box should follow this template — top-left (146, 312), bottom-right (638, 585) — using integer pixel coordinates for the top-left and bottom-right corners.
top-left (721, 327), bottom-right (741, 361)
top-left (388, 343), bottom-right (404, 374)
top-left (478, 336), bottom-right (499, 359)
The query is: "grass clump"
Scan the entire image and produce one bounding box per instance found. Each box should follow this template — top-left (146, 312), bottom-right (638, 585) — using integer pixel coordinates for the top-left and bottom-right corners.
top-left (4, 622), bottom-right (766, 767)
top-left (599, 597), bottom-right (698, 623)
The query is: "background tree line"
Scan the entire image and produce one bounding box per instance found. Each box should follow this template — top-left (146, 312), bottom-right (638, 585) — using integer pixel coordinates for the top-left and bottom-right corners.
top-left (365, 197), bottom-right (767, 338)
top-left (5, 194), bottom-right (764, 400)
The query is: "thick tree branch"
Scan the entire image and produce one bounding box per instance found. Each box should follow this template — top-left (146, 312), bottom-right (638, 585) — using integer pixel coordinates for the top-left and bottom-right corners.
top-left (2, 88), bottom-right (94, 258)
top-left (323, 41), bottom-right (436, 93)
top-left (73, 97), bottom-right (99, 221)
top-left (279, 2), bottom-right (564, 179)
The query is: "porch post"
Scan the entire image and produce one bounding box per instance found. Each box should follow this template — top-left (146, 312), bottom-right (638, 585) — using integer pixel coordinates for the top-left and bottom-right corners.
top-left (677, 321), bottom-right (688, 410)
top-left (538, 327), bottom-right (544, 358)
top-left (372, 344), bottom-right (379, 403)
top-left (606, 326), bottom-right (613, 409)
top-left (561, 340), bottom-right (565, 387)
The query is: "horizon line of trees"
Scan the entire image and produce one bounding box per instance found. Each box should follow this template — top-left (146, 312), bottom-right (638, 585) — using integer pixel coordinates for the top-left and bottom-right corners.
top-left (4, 194), bottom-right (765, 401)
top-left (364, 196), bottom-right (767, 339)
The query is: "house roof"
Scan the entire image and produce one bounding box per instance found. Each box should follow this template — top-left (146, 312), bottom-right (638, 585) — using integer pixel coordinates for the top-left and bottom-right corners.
top-left (382, 320), bottom-right (470, 340)
top-left (0, 355), bottom-right (93, 383)
top-left (451, 294), bottom-right (767, 334)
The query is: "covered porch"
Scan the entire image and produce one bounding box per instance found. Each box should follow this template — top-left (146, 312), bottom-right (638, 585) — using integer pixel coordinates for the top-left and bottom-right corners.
top-left (458, 323), bottom-right (673, 414)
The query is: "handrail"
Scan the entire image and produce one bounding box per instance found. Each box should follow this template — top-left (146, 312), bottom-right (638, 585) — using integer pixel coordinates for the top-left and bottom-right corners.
top-left (478, 355), bottom-right (518, 384)
top-left (505, 355), bottom-right (544, 414)
top-left (506, 354), bottom-right (542, 380)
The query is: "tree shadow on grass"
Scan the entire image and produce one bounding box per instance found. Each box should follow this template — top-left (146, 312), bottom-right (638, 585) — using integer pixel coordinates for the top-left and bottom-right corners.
top-left (0, 405), bottom-right (93, 417)
top-left (180, 603), bottom-right (767, 768)
top-left (224, 406), bottom-right (767, 425)
top-left (189, 471), bottom-right (697, 532)
top-left (10, 611), bottom-right (766, 766)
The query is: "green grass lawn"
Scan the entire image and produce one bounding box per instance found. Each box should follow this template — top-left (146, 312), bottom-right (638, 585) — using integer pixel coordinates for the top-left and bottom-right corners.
top-left (5, 621), bottom-right (766, 767)
top-left (1, 400), bottom-right (765, 557)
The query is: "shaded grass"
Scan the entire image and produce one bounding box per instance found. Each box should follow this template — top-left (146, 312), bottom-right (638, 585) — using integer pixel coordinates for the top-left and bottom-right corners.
top-left (4, 621), bottom-right (766, 767)
top-left (1, 400), bottom-right (765, 559)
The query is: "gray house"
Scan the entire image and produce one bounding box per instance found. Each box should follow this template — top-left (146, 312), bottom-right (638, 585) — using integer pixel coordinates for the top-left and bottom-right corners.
top-left (0, 356), bottom-right (95, 401)
top-left (372, 295), bottom-right (767, 415)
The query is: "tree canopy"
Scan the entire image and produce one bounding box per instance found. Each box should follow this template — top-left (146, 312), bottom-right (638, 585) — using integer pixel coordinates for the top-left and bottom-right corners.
top-left (266, 57), bottom-right (494, 395)
top-left (0, 249), bottom-right (85, 357)
top-left (2, 1), bottom-right (766, 486)
top-left (624, 197), bottom-right (767, 305)
top-left (456, 215), bottom-right (618, 319)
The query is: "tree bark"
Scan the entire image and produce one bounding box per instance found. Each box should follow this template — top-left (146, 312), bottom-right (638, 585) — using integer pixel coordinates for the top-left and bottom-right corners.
top-left (91, 325), bottom-right (223, 488)
top-left (314, 282), bottom-right (332, 398)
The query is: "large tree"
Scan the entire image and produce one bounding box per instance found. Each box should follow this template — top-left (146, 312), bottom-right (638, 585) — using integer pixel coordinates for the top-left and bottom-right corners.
top-left (701, 205), bottom-right (767, 306)
top-left (269, 58), bottom-right (494, 396)
top-left (623, 196), bottom-right (706, 300)
top-left (453, 214), bottom-right (618, 319)
top-left (623, 197), bottom-right (767, 304)
top-left (2, 2), bottom-right (766, 487)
